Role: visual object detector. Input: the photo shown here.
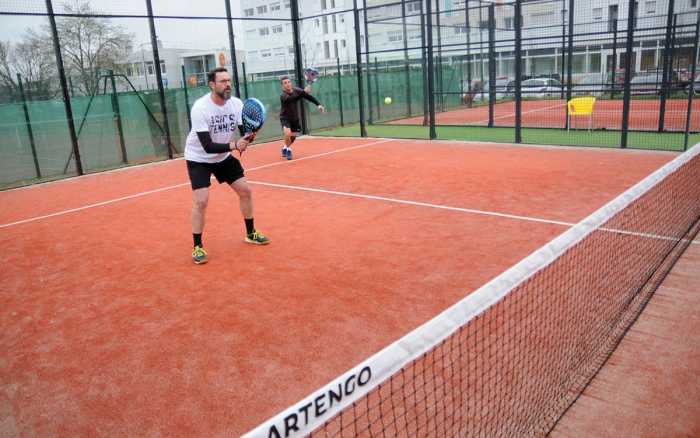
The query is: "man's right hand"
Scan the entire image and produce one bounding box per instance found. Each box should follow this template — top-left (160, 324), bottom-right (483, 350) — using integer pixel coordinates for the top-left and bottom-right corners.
top-left (304, 85), bottom-right (312, 93)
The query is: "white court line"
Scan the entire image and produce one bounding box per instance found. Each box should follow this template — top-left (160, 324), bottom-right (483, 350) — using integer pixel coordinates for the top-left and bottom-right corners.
top-left (248, 180), bottom-right (699, 245)
top-left (0, 138), bottom-right (394, 229)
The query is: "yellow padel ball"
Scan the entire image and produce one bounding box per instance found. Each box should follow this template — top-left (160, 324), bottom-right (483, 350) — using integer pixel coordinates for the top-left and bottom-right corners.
top-left (384, 96), bottom-right (392, 105)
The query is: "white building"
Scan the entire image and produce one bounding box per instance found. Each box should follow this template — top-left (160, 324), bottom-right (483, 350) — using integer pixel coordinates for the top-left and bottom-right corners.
top-left (239, 0), bottom-right (699, 81)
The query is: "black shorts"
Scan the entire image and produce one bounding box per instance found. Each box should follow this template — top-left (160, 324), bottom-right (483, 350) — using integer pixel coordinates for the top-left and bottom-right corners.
top-left (187, 155), bottom-right (244, 190)
top-left (280, 117), bottom-right (302, 134)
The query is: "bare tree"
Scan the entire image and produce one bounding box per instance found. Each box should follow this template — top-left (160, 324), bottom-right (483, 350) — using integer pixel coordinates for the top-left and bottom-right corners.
top-left (0, 30), bottom-right (57, 99)
top-left (0, 0), bottom-right (133, 100)
top-left (56, 0), bottom-right (133, 96)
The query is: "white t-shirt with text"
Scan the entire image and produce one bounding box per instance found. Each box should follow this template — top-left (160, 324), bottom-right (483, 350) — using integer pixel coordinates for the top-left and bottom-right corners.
top-left (184, 93), bottom-right (243, 163)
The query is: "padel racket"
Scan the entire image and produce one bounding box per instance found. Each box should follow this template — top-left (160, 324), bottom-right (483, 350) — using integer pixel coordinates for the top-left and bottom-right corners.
top-left (304, 67), bottom-right (319, 85)
top-left (238, 97), bottom-right (266, 156)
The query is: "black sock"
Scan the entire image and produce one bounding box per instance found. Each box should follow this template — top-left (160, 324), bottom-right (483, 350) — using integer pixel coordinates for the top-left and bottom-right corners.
top-left (193, 233), bottom-right (202, 247)
top-left (245, 218), bottom-right (255, 235)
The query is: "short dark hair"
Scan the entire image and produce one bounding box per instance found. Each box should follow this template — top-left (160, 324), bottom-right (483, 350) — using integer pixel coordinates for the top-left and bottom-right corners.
top-left (280, 76), bottom-right (290, 82)
top-left (208, 67), bottom-right (228, 83)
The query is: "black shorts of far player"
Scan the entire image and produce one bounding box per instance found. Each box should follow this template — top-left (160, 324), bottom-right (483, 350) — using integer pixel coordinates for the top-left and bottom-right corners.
top-left (186, 155), bottom-right (244, 190)
top-left (280, 117), bottom-right (302, 135)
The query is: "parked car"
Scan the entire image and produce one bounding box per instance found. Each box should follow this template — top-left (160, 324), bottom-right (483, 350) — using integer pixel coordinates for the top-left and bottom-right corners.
top-left (521, 78), bottom-right (562, 98)
top-left (630, 70), bottom-right (683, 95)
top-left (572, 74), bottom-right (609, 97)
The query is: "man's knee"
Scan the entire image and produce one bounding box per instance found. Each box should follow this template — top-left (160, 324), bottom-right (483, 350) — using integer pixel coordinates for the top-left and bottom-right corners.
top-left (193, 191), bottom-right (209, 211)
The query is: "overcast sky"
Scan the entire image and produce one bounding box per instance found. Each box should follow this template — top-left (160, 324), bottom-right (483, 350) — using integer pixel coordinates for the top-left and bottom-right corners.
top-left (0, 0), bottom-right (253, 50)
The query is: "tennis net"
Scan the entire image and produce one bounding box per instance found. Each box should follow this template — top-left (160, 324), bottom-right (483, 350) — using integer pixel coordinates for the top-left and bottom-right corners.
top-left (245, 143), bottom-right (700, 438)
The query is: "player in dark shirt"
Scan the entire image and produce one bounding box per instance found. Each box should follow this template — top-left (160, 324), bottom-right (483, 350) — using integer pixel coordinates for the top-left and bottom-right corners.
top-left (279, 76), bottom-right (325, 160)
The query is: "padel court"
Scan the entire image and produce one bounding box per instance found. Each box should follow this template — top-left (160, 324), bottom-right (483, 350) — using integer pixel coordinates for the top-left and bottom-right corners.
top-left (0, 136), bottom-right (691, 436)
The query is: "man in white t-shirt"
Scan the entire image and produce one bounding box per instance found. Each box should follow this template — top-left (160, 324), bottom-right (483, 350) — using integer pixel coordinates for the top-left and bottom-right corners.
top-left (185, 67), bottom-right (269, 265)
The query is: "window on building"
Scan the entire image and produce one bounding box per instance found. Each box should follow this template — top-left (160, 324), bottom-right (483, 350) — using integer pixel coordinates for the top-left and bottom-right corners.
top-left (691, 0), bottom-right (698, 8)
top-left (261, 49), bottom-right (271, 58)
top-left (324, 41), bottom-right (330, 58)
top-left (334, 40), bottom-right (338, 57)
top-left (341, 39), bottom-right (347, 48)
top-left (146, 62), bottom-right (154, 75)
top-left (259, 27), bottom-right (269, 36)
top-left (593, 8), bottom-right (603, 20)
top-left (315, 18), bottom-right (320, 27)
top-left (504, 17), bottom-right (513, 29)
top-left (271, 2), bottom-right (281, 11)
top-left (257, 5), bottom-right (267, 14)
top-left (479, 20), bottom-right (489, 28)
top-left (288, 46), bottom-right (295, 55)
top-left (244, 8), bottom-right (254, 17)
top-left (388, 30), bottom-right (403, 42)
top-left (273, 25), bottom-right (283, 33)
top-left (160, 61), bottom-right (166, 74)
top-left (641, 49), bottom-right (656, 70)
top-left (323, 16), bottom-right (329, 34)
top-left (284, 1), bottom-right (290, 8)
top-left (331, 0), bottom-right (336, 8)
top-left (408, 30), bottom-right (421, 40)
top-left (645, 1), bottom-right (655, 14)
top-left (454, 26), bottom-right (466, 35)
top-left (407, 1), bottom-right (420, 13)
top-left (589, 53), bottom-right (601, 73)
top-left (321, 0), bottom-right (327, 10)
top-left (608, 5), bottom-right (619, 32)
top-left (339, 14), bottom-right (345, 24)
top-left (332, 14), bottom-right (337, 33)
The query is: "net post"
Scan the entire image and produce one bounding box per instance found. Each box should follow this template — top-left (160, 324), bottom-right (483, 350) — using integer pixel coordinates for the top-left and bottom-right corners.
top-left (363, 1), bottom-right (374, 125)
top-left (181, 65), bottom-right (192, 129)
top-left (565, 0), bottom-right (574, 130)
top-left (225, 0), bottom-right (241, 99)
top-left (658, 0), bottom-right (675, 132)
top-left (353, 0), bottom-right (367, 137)
top-left (683, 11), bottom-right (700, 151)
top-left (620, 0), bottom-right (636, 149)
top-left (242, 62), bottom-right (249, 99)
top-left (108, 69), bottom-right (128, 164)
top-left (145, 0), bottom-right (174, 159)
top-left (290, 0), bottom-right (308, 135)
top-left (45, 0), bottom-right (83, 175)
top-left (17, 73), bottom-right (41, 179)
top-left (488, 3), bottom-right (496, 128)
top-left (336, 57), bottom-right (345, 127)
top-left (514, 0), bottom-right (522, 143)
top-left (374, 57), bottom-right (381, 120)
top-left (426, 0), bottom-right (437, 139)
top-left (401, 0), bottom-right (411, 117)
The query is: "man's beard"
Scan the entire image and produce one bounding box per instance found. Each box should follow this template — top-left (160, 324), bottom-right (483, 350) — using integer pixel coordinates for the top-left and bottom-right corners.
top-left (216, 88), bottom-right (231, 100)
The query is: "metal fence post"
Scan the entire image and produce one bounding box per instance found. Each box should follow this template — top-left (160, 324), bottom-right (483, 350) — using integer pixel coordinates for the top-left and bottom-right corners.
top-left (514, 0), bottom-right (523, 143)
top-left (658, 0), bottom-right (675, 132)
top-left (290, 0), bottom-right (308, 134)
top-left (374, 57), bottom-right (381, 120)
top-left (225, 0), bottom-right (241, 99)
top-left (108, 70), bottom-right (128, 164)
top-left (683, 11), bottom-right (700, 151)
top-left (620, 0), bottom-right (637, 149)
top-left (181, 65), bottom-right (192, 129)
top-left (336, 57), bottom-right (345, 127)
top-left (363, 1), bottom-right (373, 124)
top-left (401, 0), bottom-right (411, 116)
top-left (565, 0), bottom-right (574, 129)
top-left (426, 0), bottom-right (437, 139)
top-left (242, 62), bottom-right (249, 99)
top-left (466, 0), bottom-right (472, 105)
top-left (145, 0), bottom-right (174, 158)
top-left (353, 0), bottom-right (367, 137)
top-left (46, 0), bottom-right (83, 175)
top-left (420, 0), bottom-right (429, 126)
top-left (488, 3), bottom-right (495, 128)
top-left (560, 1), bottom-right (566, 99)
top-left (611, 19), bottom-right (618, 98)
top-left (17, 73), bottom-right (41, 178)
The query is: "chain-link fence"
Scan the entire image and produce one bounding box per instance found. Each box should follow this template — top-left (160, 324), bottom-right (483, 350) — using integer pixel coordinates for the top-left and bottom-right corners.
top-left (1, 0), bottom-right (699, 188)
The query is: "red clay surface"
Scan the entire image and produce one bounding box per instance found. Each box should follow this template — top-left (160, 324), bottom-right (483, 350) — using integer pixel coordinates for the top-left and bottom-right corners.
top-left (390, 99), bottom-right (700, 131)
top-left (0, 137), bottom-right (676, 436)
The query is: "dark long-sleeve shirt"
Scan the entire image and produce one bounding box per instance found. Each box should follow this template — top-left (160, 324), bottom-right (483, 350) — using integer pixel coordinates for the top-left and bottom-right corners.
top-left (280, 87), bottom-right (321, 121)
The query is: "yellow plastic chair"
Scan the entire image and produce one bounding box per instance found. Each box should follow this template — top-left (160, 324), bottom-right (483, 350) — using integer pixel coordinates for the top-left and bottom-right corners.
top-left (567, 97), bottom-right (596, 131)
